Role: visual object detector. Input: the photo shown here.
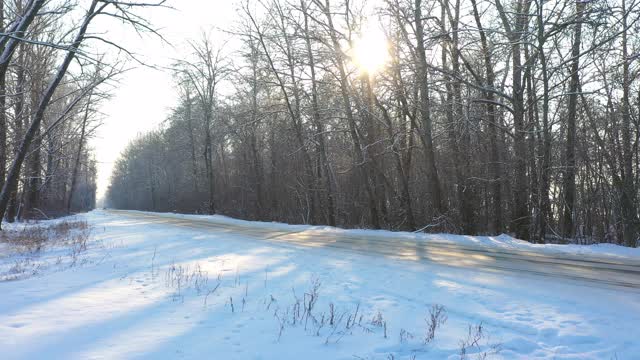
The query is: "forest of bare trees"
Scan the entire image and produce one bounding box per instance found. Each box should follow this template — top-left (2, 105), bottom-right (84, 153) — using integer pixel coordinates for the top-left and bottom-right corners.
top-left (106, 0), bottom-right (639, 246)
top-left (0, 0), bottom-right (163, 228)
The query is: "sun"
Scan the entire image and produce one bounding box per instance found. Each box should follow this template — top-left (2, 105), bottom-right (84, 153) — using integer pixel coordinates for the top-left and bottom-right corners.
top-left (351, 25), bottom-right (389, 75)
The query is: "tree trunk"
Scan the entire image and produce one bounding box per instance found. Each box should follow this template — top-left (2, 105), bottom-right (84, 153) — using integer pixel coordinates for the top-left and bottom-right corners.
top-left (23, 78), bottom-right (44, 219)
top-left (620, 0), bottom-right (639, 247)
top-left (302, 0), bottom-right (336, 226)
top-left (415, 0), bottom-right (445, 219)
top-left (471, 0), bottom-right (502, 234)
top-left (67, 96), bottom-right (91, 214)
top-left (561, 1), bottom-right (586, 239)
top-left (375, 95), bottom-right (416, 230)
top-left (535, 0), bottom-right (552, 243)
top-left (0, 0), bottom-right (5, 195)
top-left (185, 88), bottom-right (199, 195)
top-left (442, 0), bottom-right (475, 233)
top-left (495, 0), bottom-right (531, 240)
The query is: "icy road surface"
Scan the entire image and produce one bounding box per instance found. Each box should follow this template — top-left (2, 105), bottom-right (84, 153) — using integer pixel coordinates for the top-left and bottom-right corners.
top-left (1, 210), bottom-right (639, 359)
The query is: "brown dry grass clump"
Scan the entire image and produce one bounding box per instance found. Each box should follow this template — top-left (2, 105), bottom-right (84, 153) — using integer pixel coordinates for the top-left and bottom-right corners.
top-left (0, 220), bottom-right (91, 254)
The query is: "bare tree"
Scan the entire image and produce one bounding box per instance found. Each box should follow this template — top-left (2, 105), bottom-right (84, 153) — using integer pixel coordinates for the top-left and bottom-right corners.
top-left (176, 34), bottom-right (227, 214)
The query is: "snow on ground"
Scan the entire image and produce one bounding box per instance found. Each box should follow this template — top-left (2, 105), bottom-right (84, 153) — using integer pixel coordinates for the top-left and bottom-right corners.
top-left (1, 210), bottom-right (639, 359)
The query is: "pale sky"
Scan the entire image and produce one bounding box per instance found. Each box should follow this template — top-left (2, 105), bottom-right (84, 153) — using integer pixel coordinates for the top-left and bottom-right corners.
top-left (92, 1), bottom-right (236, 201)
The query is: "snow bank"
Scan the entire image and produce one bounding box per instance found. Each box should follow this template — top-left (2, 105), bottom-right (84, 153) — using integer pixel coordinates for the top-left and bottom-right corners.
top-left (125, 209), bottom-right (640, 261)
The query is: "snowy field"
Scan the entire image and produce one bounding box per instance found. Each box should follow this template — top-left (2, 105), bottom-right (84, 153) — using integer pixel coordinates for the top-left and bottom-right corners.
top-left (1, 210), bottom-right (639, 359)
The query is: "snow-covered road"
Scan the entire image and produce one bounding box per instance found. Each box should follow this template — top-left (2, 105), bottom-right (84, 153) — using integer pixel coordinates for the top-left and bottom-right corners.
top-left (1, 210), bottom-right (639, 359)
top-left (109, 210), bottom-right (640, 290)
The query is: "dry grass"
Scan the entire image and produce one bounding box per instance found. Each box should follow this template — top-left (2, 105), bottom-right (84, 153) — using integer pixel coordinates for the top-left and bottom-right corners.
top-left (0, 220), bottom-right (90, 254)
top-left (164, 262), bottom-right (211, 302)
top-left (0, 220), bottom-right (92, 281)
top-left (0, 226), bottom-right (49, 253)
top-left (458, 322), bottom-right (502, 360)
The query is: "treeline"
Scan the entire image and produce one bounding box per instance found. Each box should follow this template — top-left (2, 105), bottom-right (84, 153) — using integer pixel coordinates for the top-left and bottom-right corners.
top-left (0, 0), bottom-right (164, 228)
top-left (108, 0), bottom-right (640, 246)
